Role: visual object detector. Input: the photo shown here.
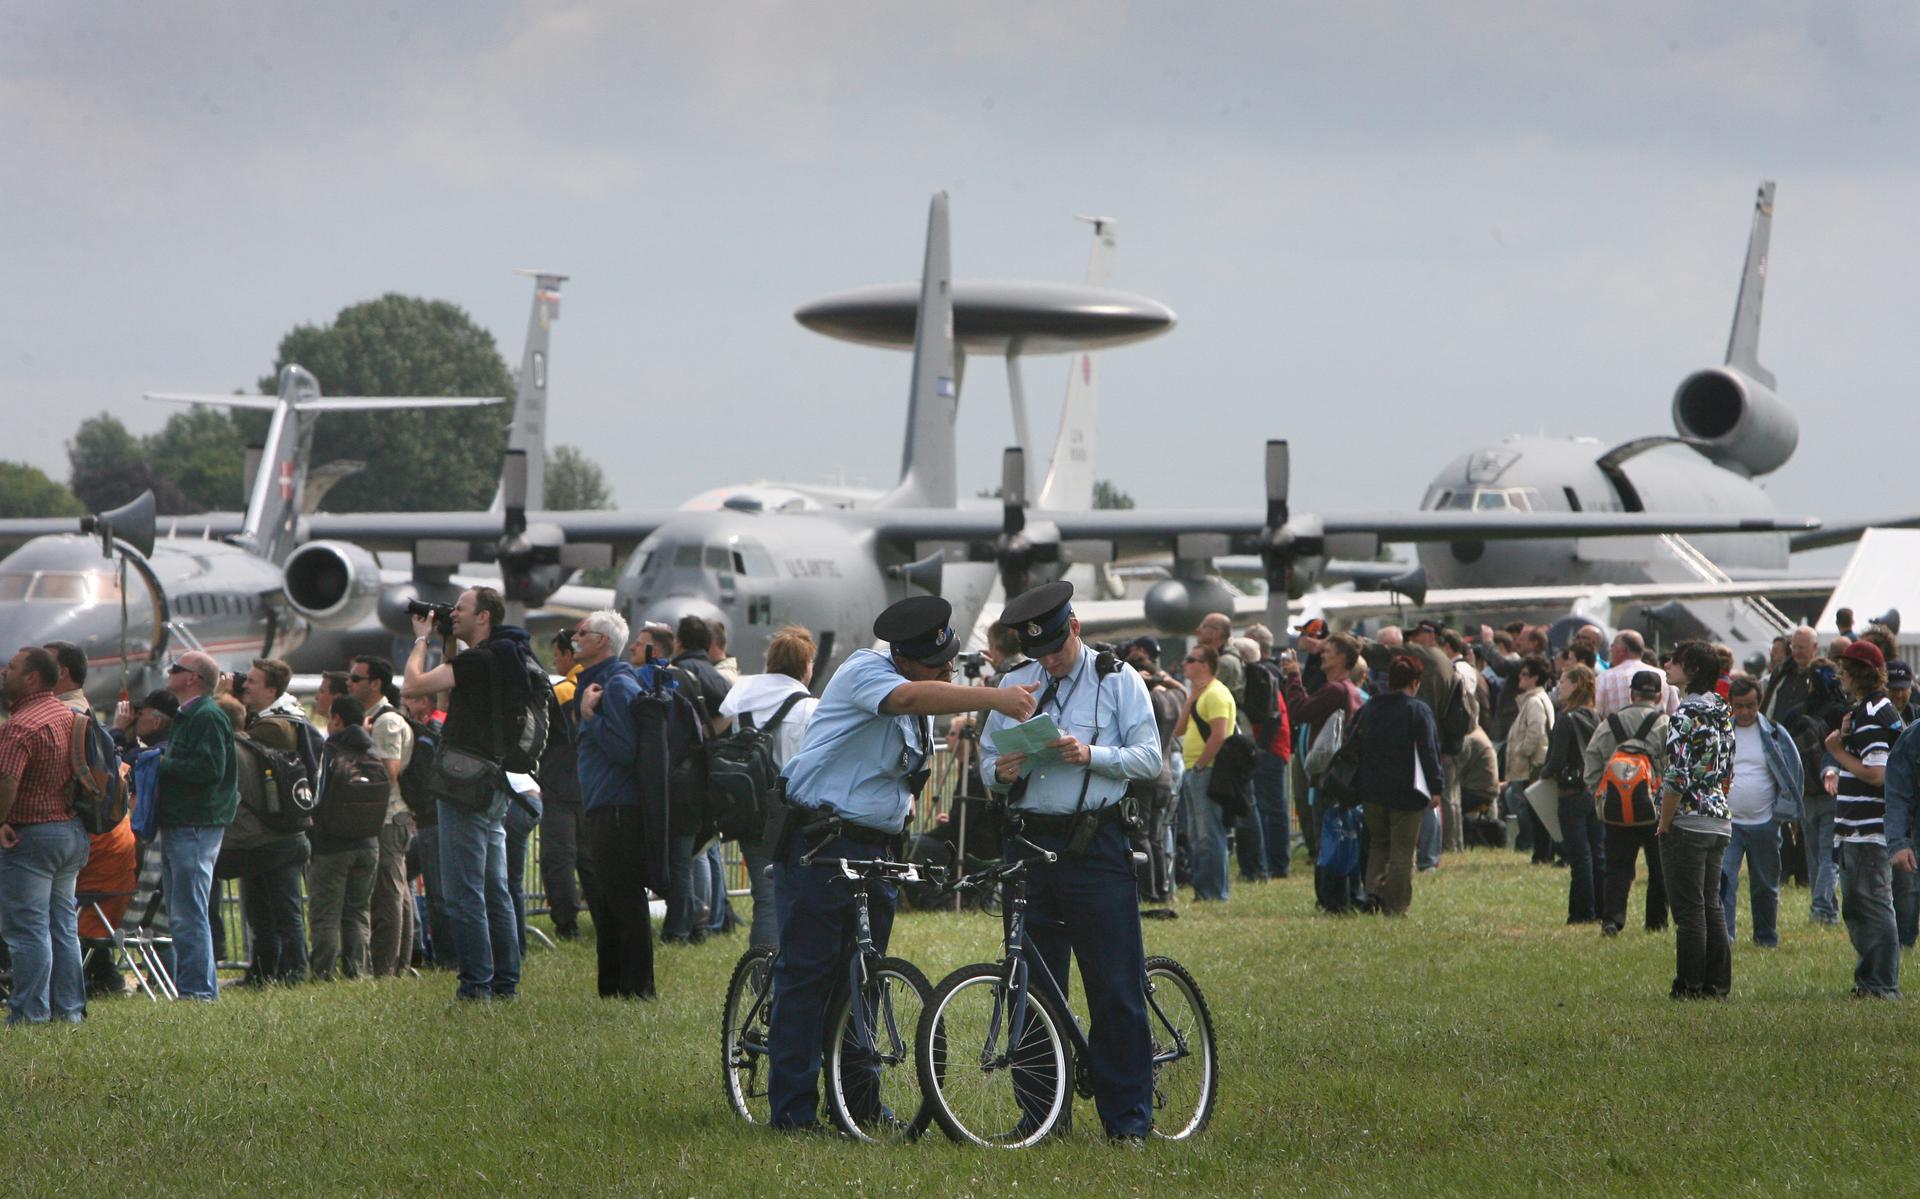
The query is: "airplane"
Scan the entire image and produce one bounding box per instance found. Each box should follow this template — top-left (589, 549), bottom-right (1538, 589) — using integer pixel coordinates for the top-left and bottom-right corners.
top-left (0, 369), bottom-right (499, 708)
top-left (212, 193), bottom-right (1819, 690)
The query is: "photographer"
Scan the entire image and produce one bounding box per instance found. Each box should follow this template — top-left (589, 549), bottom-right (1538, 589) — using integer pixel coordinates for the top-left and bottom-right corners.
top-left (1124, 636), bottom-right (1185, 902)
top-left (402, 586), bottom-right (535, 1003)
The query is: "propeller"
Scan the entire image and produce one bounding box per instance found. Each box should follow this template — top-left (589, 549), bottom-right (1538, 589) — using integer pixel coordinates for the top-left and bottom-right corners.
top-left (415, 449), bottom-right (613, 604)
top-left (1257, 440), bottom-right (1323, 599)
top-left (968, 446), bottom-right (1060, 596)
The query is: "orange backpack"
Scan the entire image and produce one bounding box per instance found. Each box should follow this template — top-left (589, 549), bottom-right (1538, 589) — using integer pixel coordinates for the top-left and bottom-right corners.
top-left (1595, 712), bottom-right (1661, 827)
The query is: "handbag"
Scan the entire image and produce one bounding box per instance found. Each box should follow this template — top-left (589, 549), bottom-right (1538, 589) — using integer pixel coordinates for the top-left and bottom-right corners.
top-left (1316, 804), bottom-right (1361, 876)
top-left (1302, 709), bottom-right (1345, 779)
top-left (427, 741), bottom-right (504, 814)
top-left (1321, 707), bottom-right (1368, 808)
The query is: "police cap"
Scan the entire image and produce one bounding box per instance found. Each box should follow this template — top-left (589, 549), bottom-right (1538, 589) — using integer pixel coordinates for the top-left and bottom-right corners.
top-left (1001, 580), bottom-right (1076, 657)
top-left (874, 594), bottom-right (960, 666)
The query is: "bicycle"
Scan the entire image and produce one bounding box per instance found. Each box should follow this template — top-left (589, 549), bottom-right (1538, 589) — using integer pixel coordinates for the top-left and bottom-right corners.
top-left (720, 832), bottom-right (938, 1143)
top-left (914, 831), bottom-right (1219, 1147)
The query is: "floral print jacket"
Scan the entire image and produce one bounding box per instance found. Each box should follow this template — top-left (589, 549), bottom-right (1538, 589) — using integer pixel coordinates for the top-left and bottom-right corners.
top-left (1661, 692), bottom-right (1735, 821)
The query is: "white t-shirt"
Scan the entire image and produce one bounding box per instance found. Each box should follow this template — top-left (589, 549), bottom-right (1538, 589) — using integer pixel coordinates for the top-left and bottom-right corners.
top-left (1726, 720), bottom-right (1774, 826)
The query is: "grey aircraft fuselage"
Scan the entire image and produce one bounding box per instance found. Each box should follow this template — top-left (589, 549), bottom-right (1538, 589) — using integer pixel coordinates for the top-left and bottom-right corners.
top-left (0, 533), bottom-right (306, 708)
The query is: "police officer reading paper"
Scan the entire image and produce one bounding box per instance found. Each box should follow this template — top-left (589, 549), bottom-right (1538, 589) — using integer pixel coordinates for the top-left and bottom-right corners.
top-left (980, 581), bottom-right (1163, 1142)
top-left (767, 595), bottom-right (1038, 1133)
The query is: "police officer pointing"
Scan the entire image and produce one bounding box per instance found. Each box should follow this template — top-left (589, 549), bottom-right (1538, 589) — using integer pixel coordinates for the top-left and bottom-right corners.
top-left (767, 595), bottom-right (1038, 1133)
top-left (980, 580), bottom-right (1164, 1142)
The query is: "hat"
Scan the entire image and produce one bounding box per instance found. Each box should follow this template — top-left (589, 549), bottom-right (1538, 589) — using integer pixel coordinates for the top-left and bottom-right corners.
top-left (874, 595), bottom-right (960, 666)
top-left (1890, 659), bottom-right (1914, 688)
top-left (1629, 670), bottom-right (1664, 698)
top-left (1294, 617), bottom-right (1330, 639)
top-left (1000, 581), bottom-right (1076, 657)
top-left (1411, 620), bottom-right (1442, 639)
top-left (1125, 635), bottom-right (1162, 661)
top-left (1842, 640), bottom-right (1886, 671)
top-left (138, 689), bottom-right (180, 718)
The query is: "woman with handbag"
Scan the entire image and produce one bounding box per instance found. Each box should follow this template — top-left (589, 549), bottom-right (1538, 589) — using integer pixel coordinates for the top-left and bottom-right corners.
top-left (1547, 665), bottom-right (1602, 923)
top-left (1352, 654), bottom-right (1443, 915)
top-left (1284, 634), bottom-right (1367, 912)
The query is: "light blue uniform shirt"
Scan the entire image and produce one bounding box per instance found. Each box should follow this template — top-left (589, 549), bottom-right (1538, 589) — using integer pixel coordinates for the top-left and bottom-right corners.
top-left (980, 645), bottom-right (1162, 815)
top-left (781, 649), bottom-right (930, 832)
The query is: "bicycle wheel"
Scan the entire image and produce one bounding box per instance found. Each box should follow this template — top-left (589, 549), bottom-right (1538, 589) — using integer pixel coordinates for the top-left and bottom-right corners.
top-left (1143, 955), bottom-right (1218, 1140)
top-left (823, 956), bottom-right (933, 1143)
top-left (917, 963), bottom-right (1073, 1148)
top-left (721, 946), bottom-right (778, 1126)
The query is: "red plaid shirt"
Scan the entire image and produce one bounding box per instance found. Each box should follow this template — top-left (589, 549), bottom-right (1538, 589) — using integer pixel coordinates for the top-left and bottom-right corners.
top-left (0, 690), bottom-right (77, 825)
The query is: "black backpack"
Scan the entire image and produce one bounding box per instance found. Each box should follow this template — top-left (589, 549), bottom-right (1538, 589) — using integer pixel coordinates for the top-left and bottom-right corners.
top-left (1243, 660), bottom-right (1285, 745)
top-left (236, 732), bottom-right (317, 834)
top-left (631, 669), bottom-right (710, 840)
top-left (488, 641), bottom-right (555, 777)
top-left (398, 717), bottom-right (440, 822)
top-left (708, 693), bottom-right (807, 842)
top-left (66, 711), bottom-right (130, 835)
top-left (251, 713), bottom-right (327, 796)
top-left (313, 743), bottom-right (392, 842)
top-left (1438, 672), bottom-right (1472, 756)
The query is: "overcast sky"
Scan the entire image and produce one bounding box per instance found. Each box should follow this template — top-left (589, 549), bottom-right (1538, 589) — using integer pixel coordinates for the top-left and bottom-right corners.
top-left (4, 3), bottom-right (1915, 550)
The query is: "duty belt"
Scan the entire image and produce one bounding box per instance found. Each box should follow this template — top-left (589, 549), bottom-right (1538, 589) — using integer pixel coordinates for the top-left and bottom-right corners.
top-left (1010, 804), bottom-right (1126, 838)
top-left (794, 803), bottom-right (902, 848)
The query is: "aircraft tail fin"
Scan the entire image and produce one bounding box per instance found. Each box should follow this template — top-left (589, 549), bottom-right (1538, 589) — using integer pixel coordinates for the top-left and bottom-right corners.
top-left (146, 368), bottom-right (501, 564)
top-left (490, 271), bottom-right (568, 513)
top-left (1724, 180), bottom-right (1775, 389)
top-left (1036, 216), bottom-right (1117, 511)
top-left (880, 193), bottom-right (959, 510)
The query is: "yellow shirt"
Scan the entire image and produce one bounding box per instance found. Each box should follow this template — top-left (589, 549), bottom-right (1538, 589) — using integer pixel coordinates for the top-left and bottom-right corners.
top-left (1182, 678), bottom-right (1236, 762)
top-left (553, 664), bottom-right (582, 706)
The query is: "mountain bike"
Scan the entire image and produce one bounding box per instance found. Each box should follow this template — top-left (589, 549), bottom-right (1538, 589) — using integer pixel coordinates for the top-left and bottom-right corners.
top-left (915, 834), bottom-right (1218, 1147)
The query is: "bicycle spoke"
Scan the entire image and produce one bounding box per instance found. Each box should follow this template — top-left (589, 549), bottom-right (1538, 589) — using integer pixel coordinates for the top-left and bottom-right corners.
top-left (919, 969), bottom-right (1069, 1147)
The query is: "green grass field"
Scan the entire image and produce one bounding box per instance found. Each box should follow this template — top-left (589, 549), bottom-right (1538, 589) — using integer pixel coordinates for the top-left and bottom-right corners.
top-left (11, 849), bottom-right (1913, 1197)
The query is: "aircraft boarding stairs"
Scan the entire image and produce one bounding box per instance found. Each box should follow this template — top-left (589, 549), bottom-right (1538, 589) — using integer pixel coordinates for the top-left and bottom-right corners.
top-left (1658, 533), bottom-right (1794, 638)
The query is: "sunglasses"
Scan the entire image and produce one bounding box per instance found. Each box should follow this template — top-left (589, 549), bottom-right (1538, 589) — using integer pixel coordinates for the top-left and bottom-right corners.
top-left (348, 674), bottom-right (371, 683)
top-left (1183, 655), bottom-right (1203, 664)
top-left (167, 663), bottom-right (193, 675)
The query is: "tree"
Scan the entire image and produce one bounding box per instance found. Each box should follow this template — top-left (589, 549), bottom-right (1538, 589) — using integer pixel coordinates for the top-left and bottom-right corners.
top-left (0, 462), bottom-right (85, 518)
top-left (68, 459), bottom-right (193, 515)
top-left (546, 445), bottom-right (614, 510)
top-left (249, 293), bottom-right (514, 512)
top-left (1092, 478), bottom-right (1135, 510)
top-left (66, 413), bottom-right (144, 507)
top-left (144, 406), bottom-right (246, 512)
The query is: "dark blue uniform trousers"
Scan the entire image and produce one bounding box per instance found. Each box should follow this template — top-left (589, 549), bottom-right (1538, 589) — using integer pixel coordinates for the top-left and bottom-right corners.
top-left (1014, 819), bottom-right (1153, 1137)
top-left (767, 833), bottom-right (898, 1129)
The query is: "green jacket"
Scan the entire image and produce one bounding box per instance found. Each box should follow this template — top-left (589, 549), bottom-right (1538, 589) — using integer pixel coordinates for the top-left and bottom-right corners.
top-left (158, 696), bottom-right (239, 827)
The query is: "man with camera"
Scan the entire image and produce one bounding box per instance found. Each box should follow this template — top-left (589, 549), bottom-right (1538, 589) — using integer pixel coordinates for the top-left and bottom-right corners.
top-left (981, 581), bottom-right (1164, 1143)
top-left (766, 595), bottom-right (1037, 1133)
top-left (402, 586), bottom-right (536, 1002)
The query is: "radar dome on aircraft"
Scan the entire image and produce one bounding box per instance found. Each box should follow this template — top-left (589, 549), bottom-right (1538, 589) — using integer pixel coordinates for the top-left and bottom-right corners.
top-left (795, 281), bottom-right (1175, 355)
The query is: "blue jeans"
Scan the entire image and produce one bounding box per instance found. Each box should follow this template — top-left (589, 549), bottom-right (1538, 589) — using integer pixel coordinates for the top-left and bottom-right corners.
top-left (1253, 749), bottom-right (1292, 877)
top-left (160, 824), bottom-right (226, 1001)
top-left (1839, 841), bottom-right (1901, 997)
top-left (704, 844), bottom-right (734, 933)
top-left (1894, 858), bottom-right (1918, 949)
top-left (1721, 819), bottom-right (1782, 947)
top-left (1803, 795), bottom-right (1838, 922)
top-left (1233, 792), bottom-right (1268, 882)
top-left (1417, 806), bottom-right (1442, 871)
top-left (437, 796), bottom-right (520, 999)
top-left (504, 797), bottom-right (538, 955)
top-left (1181, 767), bottom-right (1229, 901)
top-left (415, 825), bottom-right (456, 968)
top-left (1560, 790), bottom-right (1604, 923)
top-left (740, 838), bottom-right (778, 949)
top-left (0, 818), bottom-right (89, 1023)
top-left (664, 833), bottom-right (698, 940)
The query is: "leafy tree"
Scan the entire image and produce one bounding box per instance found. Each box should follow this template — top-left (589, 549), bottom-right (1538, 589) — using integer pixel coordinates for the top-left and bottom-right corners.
top-left (546, 445), bottom-right (614, 510)
top-left (66, 413), bottom-right (144, 507)
top-left (67, 459), bottom-right (194, 516)
top-left (249, 293), bottom-right (514, 512)
top-left (1092, 478), bottom-right (1135, 510)
top-left (144, 406), bottom-right (246, 511)
top-left (0, 462), bottom-right (86, 518)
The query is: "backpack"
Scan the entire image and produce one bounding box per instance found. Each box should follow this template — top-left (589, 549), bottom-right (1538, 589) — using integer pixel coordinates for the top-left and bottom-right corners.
top-left (398, 717), bottom-right (440, 822)
top-left (251, 713), bottom-right (327, 795)
top-left (235, 732), bottom-right (317, 834)
top-left (708, 692), bottom-right (807, 842)
top-left (494, 644), bottom-right (555, 776)
top-left (632, 669), bottom-right (711, 840)
top-left (67, 712), bottom-right (130, 835)
top-left (313, 742), bottom-right (392, 842)
top-left (1244, 660), bottom-right (1285, 748)
top-left (1595, 712), bottom-right (1661, 827)
top-left (1438, 673), bottom-right (1472, 756)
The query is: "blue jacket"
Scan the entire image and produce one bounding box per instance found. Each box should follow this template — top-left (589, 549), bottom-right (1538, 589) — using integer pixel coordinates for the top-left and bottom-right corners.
top-left (574, 656), bottom-right (643, 812)
top-left (1883, 721), bottom-right (1920, 853)
top-left (1352, 692), bottom-right (1444, 813)
top-left (1752, 713), bottom-right (1805, 823)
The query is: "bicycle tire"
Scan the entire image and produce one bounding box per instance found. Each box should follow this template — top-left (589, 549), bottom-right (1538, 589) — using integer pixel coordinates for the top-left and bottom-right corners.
top-left (917, 962), bottom-right (1074, 1148)
top-left (721, 946), bottom-right (778, 1126)
top-left (822, 956), bottom-right (934, 1143)
top-left (1143, 955), bottom-right (1218, 1140)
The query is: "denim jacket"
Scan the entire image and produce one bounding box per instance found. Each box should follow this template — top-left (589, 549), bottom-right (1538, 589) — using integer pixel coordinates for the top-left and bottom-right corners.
top-left (1751, 713), bottom-right (1805, 823)
top-left (1882, 722), bottom-right (1920, 853)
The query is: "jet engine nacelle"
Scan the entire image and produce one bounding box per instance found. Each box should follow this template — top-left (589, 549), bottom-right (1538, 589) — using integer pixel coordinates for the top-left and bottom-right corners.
top-left (283, 540), bottom-right (383, 628)
top-left (1671, 367), bottom-right (1797, 478)
top-left (1143, 575), bottom-right (1239, 636)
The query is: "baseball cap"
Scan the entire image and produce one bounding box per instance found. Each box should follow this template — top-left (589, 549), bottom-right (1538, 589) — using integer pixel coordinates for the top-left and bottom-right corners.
top-left (1890, 659), bottom-right (1914, 688)
top-left (1294, 618), bottom-right (1330, 639)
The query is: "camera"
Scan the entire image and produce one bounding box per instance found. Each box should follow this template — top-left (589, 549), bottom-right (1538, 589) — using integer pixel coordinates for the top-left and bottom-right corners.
top-left (956, 651), bottom-right (989, 680)
top-left (406, 598), bottom-right (456, 635)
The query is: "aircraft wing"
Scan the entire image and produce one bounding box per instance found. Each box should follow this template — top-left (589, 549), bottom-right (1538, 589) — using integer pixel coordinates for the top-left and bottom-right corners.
top-left (0, 511), bottom-right (249, 551)
top-left (299, 509), bottom-right (677, 557)
top-left (1791, 516), bottom-right (1920, 553)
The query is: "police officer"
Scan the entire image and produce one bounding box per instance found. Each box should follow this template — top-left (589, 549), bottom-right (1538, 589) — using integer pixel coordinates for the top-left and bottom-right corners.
top-left (766, 595), bottom-right (1037, 1133)
top-left (980, 581), bottom-right (1163, 1142)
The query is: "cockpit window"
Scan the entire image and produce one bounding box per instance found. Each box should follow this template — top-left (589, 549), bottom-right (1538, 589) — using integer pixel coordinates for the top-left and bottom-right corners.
top-left (729, 538), bottom-right (775, 578)
top-left (672, 544), bottom-right (703, 568)
top-left (1475, 491), bottom-right (1511, 511)
top-left (704, 546), bottom-right (732, 572)
top-left (0, 573), bottom-right (28, 601)
top-left (1428, 487), bottom-right (1539, 513)
top-left (30, 573), bottom-right (90, 601)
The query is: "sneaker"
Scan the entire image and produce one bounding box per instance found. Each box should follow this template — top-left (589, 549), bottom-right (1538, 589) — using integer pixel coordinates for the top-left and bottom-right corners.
top-left (1600, 922), bottom-right (1621, 937)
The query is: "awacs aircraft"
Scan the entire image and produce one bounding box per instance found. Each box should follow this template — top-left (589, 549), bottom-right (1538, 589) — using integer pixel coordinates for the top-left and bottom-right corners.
top-left (0, 370), bottom-right (498, 708)
top-left (215, 193), bottom-right (1820, 687)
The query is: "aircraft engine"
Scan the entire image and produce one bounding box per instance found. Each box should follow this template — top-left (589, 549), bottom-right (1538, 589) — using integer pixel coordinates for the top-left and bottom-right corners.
top-left (1671, 367), bottom-right (1797, 477)
top-left (1143, 575), bottom-right (1239, 636)
top-left (283, 540), bottom-right (383, 628)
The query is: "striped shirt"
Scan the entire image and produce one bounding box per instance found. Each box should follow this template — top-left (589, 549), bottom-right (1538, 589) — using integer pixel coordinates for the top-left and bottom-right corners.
top-left (1594, 659), bottom-right (1679, 721)
top-left (1835, 693), bottom-right (1901, 846)
top-left (0, 690), bottom-right (78, 825)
